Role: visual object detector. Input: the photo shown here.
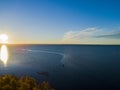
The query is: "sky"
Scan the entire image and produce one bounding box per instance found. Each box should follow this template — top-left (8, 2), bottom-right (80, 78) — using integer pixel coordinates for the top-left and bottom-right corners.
top-left (0, 0), bottom-right (120, 44)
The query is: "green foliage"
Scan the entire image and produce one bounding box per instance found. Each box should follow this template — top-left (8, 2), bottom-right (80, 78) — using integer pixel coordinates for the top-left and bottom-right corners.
top-left (0, 74), bottom-right (54, 90)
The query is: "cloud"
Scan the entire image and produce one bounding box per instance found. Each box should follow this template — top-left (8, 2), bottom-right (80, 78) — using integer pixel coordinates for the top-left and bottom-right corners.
top-left (95, 32), bottom-right (120, 39)
top-left (62, 28), bottom-right (120, 42)
top-left (62, 28), bottom-right (98, 41)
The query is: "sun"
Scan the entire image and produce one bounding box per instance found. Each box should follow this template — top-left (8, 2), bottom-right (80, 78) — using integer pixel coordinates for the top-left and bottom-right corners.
top-left (0, 34), bottom-right (8, 44)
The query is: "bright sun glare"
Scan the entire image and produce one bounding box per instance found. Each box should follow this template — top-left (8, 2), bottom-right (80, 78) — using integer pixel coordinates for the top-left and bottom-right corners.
top-left (0, 34), bottom-right (8, 44)
top-left (0, 45), bottom-right (8, 66)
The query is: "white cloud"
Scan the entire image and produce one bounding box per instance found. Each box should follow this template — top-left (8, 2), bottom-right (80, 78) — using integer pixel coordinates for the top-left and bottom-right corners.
top-left (62, 28), bottom-right (100, 41)
top-left (62, 27), bottom-right (120, 43)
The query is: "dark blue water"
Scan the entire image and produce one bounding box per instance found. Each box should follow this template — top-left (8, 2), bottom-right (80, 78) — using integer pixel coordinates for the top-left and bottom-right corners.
top-left (0, 45), bottom-right (120, 90)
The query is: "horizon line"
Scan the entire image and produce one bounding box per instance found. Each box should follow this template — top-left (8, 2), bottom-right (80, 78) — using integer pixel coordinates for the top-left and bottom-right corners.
top-left (0, 43), bottom-right (120, 46)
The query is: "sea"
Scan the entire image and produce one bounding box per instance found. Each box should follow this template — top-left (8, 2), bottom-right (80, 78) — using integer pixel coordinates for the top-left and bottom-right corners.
top-left (0, 44), bottom-right (120, 90)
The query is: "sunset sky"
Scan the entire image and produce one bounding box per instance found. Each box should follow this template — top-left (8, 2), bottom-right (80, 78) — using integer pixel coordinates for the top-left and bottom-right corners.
top-left (0, 0), bottom-right (120, 44)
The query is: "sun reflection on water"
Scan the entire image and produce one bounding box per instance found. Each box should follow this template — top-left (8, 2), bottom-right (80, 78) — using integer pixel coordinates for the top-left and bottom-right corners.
top-left (0, 45), bottom-right (8, 66)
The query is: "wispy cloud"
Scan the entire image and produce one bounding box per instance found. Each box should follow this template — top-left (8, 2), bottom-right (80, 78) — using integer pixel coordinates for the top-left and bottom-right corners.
top-left (62, 28), bottom-right (120, 43)
top-left (95, 31), bottom-right (120, 39)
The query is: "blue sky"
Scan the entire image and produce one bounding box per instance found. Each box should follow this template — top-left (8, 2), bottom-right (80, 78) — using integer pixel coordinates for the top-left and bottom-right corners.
top-left (0, 0), bottom-right (120, 44)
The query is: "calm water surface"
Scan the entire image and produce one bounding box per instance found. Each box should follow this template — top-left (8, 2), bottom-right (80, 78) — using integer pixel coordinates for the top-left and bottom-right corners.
top-left (0, 45), bottom-right (120, 90)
